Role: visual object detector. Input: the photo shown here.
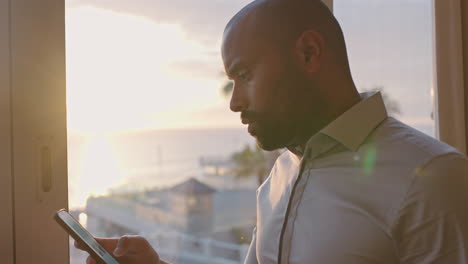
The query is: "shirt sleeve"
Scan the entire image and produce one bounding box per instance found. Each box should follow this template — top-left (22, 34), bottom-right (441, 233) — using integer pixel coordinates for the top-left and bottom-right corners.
top-left (244, 226), bottom-right (258, 264)
top-left (393, 153), bottom-right (468, 263)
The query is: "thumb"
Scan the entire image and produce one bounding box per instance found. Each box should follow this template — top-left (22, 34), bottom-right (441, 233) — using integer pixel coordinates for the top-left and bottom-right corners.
top-left (113, 236), bottom-right (131, 257)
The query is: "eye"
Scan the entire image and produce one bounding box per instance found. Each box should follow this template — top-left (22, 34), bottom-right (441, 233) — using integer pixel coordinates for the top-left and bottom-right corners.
top-left (237, 70), bottom-right (250, 81)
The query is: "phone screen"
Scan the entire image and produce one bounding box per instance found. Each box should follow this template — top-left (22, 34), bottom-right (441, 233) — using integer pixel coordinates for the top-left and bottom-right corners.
top-left (55, 210), bottom-right (119, 264)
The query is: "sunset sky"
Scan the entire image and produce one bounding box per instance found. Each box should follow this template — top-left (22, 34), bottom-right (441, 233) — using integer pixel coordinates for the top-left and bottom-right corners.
top-left (65, 0), bottom-right (435, 134)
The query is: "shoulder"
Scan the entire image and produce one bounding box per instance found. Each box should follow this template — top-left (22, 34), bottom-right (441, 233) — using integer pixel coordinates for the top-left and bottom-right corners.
top-left (391, 152), bottom-right (468, 261)
top-left (373, 117), bottom-right (461, 158)
top-left (373, 118), bottom-right (468, 208)
top-left (392, 152), bottom-right (468, 230)
top-left (406, 153), bottom-right (468, 206)
top-left (360, 118), bottom-right (463, 177)
top-left (359, 118), bottom-right (468, 225)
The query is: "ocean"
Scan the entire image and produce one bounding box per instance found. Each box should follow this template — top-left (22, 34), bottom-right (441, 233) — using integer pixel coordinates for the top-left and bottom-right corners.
top-left (67, 127), bottom-right (255, 209)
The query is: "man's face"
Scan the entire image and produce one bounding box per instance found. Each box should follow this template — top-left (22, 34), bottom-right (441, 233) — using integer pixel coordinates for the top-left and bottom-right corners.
top-left (222, 25), bottom-right (309, 151)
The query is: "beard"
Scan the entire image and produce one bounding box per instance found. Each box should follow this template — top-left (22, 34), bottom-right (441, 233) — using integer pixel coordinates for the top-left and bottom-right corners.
top-left (243, 100), bottom-right (324, 152)
top-left (245, 114), bottom-right (296, 151)
top-left (255, 132), bottom-right (287, 151)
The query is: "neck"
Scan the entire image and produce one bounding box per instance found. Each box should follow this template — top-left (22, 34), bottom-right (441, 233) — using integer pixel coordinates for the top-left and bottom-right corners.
top-left (288, 82), bottom-right (361, 154)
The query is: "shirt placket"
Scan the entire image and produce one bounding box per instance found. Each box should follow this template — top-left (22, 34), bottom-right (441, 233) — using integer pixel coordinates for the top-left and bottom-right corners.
top-left (278, 134), bottom-right (340, 264)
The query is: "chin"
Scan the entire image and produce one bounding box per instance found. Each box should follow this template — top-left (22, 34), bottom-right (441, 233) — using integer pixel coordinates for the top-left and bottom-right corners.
top-left (255, 136), bottom-right (285, 151)
top-left (252, 122), bottom-right (293, 151)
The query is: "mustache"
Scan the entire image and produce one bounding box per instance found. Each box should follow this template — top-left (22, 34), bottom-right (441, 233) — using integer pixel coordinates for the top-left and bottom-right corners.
top-left (241, 111), bottom-right (261, 121)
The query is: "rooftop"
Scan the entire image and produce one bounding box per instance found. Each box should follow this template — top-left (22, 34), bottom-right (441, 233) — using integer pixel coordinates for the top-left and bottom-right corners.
top-left (170, 178), bottom-right (216, 195)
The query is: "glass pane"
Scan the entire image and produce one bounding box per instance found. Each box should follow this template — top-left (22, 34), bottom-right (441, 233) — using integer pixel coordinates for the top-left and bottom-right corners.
top-left (334, 0), bottom-right (435, 136)
top-left (66, 1), bottom-right (436, 263)
top-left (66, 1), bottom-right (262, 263)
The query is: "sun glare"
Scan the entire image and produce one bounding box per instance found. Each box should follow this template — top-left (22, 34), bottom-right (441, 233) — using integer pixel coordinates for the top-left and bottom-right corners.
top-left (66, 6), bottom-right (225, 133)
top-left (70, 135), bottom-right (125, 206)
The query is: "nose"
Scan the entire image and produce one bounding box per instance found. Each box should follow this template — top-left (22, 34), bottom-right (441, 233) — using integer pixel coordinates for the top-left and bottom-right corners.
top-left (230, 84), bottom-right (248, 112)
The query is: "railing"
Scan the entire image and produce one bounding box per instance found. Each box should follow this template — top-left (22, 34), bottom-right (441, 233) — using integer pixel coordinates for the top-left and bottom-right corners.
top-left (83, 196), bottom-right (251, 263)
top-left (142, 230), bottom-right (249, 264)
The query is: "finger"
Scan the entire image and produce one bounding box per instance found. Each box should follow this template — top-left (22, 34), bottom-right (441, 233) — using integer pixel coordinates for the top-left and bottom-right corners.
top-left (113, 236), bottom-right (131, 257)
top-left (74, 238), bottom-right (119, 255)
top-left (86, 255), bottom-right (97, 264)
top-left (94, 237), bottom-right (120, 253)
top-left (74, 240), bottom-right (85, 251)
top-left (113, 235), bottom-right (151, 257)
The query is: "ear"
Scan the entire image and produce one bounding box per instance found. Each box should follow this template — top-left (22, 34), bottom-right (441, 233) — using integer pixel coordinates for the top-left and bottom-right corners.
top-left (294, 30), bottom-right (324, 73)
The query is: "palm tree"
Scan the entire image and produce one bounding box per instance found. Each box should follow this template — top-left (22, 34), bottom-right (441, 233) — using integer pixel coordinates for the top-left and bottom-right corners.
top-left (230, 144), bottom-right (280, 186)
top-left (221, 80), bottom-right (234, 98)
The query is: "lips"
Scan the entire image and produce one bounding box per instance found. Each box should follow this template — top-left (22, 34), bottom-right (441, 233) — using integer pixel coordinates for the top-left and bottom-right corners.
top-left (241, 118), bottom-right (253, 125)
top-left (241, 114), bottom-right (258, 135)
top-left (247, 123), bottom-right (257, 136)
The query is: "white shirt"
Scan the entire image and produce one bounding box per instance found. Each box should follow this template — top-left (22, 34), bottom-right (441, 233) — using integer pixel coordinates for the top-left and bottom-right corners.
top-left (244, 92), bottom-right (468, 264)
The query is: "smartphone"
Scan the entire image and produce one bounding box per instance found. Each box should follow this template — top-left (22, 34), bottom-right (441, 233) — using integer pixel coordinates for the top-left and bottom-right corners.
top-left (54, 209), bottom-right (120, 264)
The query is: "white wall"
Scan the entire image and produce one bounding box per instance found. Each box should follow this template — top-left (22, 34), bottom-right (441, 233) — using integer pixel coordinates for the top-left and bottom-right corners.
top-left (0, 0), bottom-right (14, 263)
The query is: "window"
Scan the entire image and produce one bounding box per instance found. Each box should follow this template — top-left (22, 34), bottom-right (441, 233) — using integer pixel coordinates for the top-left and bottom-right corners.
top-left (64, 1), bottom-right (445, 263)
top-left (335, 0), bottom-right (436, 137)
top-left (2, 1), bottom-right (466, 264)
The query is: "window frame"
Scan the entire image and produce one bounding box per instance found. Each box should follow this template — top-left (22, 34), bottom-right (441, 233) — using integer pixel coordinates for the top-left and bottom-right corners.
top-left (464, 0), bottom-right (468, 151)
top-left (4, 0), bottom-right (70, 263)
top-left (0, 0), bottom-right (14, 263)
top-left (433, 0), bottom-right (467, 154)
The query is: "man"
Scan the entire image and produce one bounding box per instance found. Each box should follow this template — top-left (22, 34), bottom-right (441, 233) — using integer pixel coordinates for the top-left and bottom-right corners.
top-left (77, 0), bottom-right (468, 263)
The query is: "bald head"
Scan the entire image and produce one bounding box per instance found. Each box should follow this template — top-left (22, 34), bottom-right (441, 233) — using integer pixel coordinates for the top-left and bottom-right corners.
top-left (223, 0), bottom-right (350, 70)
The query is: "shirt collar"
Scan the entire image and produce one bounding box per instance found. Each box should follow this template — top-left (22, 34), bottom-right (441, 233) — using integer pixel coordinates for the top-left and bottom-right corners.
top-left (319, 91), bottom-right (388, 151)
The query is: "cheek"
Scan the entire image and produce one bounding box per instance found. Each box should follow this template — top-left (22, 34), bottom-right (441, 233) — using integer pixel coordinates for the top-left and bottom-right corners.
top-left (250, 79), bottom-right (286, 118)
top-left (245, 75), bottom-right (276, 111)
top-left (248, 60), bottom-right (292, 116)
top-left (270, 75), bottom-right (302, 116)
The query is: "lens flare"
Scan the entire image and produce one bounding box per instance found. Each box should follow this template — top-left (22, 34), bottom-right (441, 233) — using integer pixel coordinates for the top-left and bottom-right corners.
top-left (363, 146), bottom-right (377, 176)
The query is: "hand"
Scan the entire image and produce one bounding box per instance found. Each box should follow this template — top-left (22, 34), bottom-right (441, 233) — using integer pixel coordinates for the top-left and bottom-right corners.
top-left (74, 235), bottom-right (169, 264)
